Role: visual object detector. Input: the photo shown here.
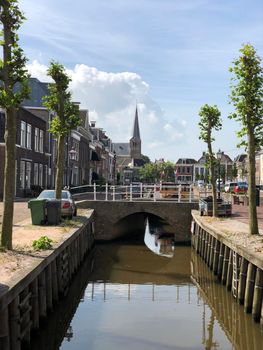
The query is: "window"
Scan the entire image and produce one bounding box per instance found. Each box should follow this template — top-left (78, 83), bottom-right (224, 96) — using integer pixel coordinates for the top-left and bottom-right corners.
top-left (26, 124), bottom-right (32, 149)
top-left (34, 163), bottom-right (39, 185)
top-left (39, 164), bottom-right (43, 186)
top-left (34, 128), bottom-right (39, 152)
top-left (25, 162), bottom-right (31, 189)
top-left (39, 129), bottom-right (44, 153)
top-left (21, 121), bottom-right (26, 147)
top-left (20, 161), bottom-right (25, 188)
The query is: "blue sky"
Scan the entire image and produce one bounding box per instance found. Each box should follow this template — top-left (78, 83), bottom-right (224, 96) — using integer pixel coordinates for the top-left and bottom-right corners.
top-left (20, 0), bottom-right (263, 161)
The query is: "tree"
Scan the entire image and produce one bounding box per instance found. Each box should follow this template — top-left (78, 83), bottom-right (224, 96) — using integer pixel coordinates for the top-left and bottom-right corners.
top-left (141, 154), bottom-right (150, 164)
top-left (231, 163), bottom-right (238, 180)
top-left (43, 62), bottom-right (80, 199)
top-left (198, 105), bottom-right (222, 217)
top-left (0, 0), bottom-right (29, 249)
top-left (160, 161), bottom-right (176, 182)
top-left (229, 44), bottom-right (263, 235)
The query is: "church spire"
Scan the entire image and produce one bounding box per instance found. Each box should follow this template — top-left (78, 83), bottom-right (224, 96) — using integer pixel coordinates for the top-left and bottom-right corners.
top-left (132, 105), bottom-right (141, 140)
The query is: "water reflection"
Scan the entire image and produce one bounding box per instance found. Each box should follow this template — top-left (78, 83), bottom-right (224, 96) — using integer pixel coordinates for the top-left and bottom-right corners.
top-left (191, 250), bottom-right (263, 350)
top-left (144, 218), bottom-right (174, 258)
top-left (27, 244), bottom-right (263, 350)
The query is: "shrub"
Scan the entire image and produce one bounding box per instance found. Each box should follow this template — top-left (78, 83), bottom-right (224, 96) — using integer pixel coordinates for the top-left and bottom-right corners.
top-left (32, 236), bottom-right (53, 250)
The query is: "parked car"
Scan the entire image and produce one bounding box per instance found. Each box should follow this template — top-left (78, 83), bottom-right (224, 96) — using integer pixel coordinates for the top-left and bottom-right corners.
top-left (225, 182), bottom-right (238, 193)
top-left (234, 182), bottom-right (248, 194)
top-left (37, 190), bottom-right (77, 218)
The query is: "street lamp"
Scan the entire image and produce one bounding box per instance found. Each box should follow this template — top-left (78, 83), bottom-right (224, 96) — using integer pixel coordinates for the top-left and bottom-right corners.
top-left (69, 149), bottom-right (77, 186)
top-left (217, 149), bottom-right (223, 199)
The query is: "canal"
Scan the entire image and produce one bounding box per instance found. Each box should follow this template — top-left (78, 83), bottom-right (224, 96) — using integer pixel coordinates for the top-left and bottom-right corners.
top-left (28, 226), bottom-right (263, 350)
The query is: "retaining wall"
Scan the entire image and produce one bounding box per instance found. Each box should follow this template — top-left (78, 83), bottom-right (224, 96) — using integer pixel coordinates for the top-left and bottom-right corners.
top-left (0, 214), bottom-right (95, 350)
top-left (191, 211), bottom-right (263, 326)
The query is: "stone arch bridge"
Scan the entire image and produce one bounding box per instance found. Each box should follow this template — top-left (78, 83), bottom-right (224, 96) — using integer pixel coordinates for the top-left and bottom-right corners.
top-left (77, 200), bottom-right (198, 242)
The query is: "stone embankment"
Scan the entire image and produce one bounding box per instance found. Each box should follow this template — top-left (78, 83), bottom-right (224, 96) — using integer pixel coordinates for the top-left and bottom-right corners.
top-left (0, 210), bottom-right (95, 350)
top-left (191, 210), bottom-right (263, 326)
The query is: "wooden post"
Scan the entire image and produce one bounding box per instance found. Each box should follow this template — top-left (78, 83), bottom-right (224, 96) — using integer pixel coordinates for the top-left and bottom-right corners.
top-left (217, 242), bottom-right (225, 279)
top-left (201, 229), bottom-right (206, 258)
top-left (209, 236), bottom-right (215, 269)
top-left (205, 233), bottom-right (211, 264)
top-left (237, 257), bottom-right (248, 305)
top-left (38, 271), bottom-right (47, 318)
top-left (244, 263), bottom-right (257, 313)
top-left (9, 296), bottom-right (20, 350)
top-left (0, 306), bottom-right (10, 350)
top-left (29, 278), bottom-right (39, 330)
top-left (226, 250), bottom-right (233, 291)
top-left (51, 259), bottom-right (59, 303)
top-left (45, 264), bottom-right (53, 311)
top-left (252, 268), bottom-right (263, 322)
top-left (203, 231), bottom-right (208, 262)
top-left (222, 246), bottom-right (230, 285)
top-left (212, 239), bottom-right (220, 275)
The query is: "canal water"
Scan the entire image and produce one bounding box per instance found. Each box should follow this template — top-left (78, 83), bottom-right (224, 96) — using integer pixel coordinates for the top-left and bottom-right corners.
top-left (29, 232), bottom-right (263, 350)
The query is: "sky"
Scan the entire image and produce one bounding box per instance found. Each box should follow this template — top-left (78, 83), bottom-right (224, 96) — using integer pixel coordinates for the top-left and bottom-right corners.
top-left (19, 0), bottom-right (263, 162)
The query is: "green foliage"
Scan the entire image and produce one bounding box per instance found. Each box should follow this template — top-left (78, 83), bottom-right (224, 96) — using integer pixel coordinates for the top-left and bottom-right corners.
top-left (199, 104), bottom-right (222, 144)
top-left (141, 154), bottom-right (151, 164)
top-left (231, 163), bottom-right (238, 180)
top-left (0, 0), bottom-right (30, 109)
top-left (229, 44), bottom-right (263, 148)
top-left (32, 236), bottom-right (53, 251)
top-left (43, 62), bottom-right (81, 137)
top-left (139, 160), bottom-right (175, 183)
top-left (198, 104), bottom-right (222, 168)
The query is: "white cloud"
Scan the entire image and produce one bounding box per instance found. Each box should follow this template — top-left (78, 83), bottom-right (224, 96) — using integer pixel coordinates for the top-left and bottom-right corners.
top-left (27, 60), bottom-right (186, 161)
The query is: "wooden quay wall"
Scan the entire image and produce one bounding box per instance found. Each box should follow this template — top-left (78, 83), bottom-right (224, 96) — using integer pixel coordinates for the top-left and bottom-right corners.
top-left (191, 210), bottom-right (263, 326)
top-left (0, 214), bottom-right (95, 350)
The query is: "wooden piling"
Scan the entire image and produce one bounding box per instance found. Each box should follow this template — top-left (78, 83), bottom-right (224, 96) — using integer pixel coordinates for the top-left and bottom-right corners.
top-left (38, 271), bottom-right (47, 318)
top-left (217, 242), bottom-right (225, 279)
top-left (244, 263), bottom-right (257, 313)
top-left (45, 264), bottom-right (53, 311)
top-left (9, 296), bottom-right (20, 350)
top-left (29, 278), bottom-right (39, 330)
top-left (222, 246), bottom-right (230, 285)
top-left (237, 257), bottom-right (248, 305)
top-left (0, 306), bottom-right (10, 350)
top-left (252, 268), bottom-right (263, 322)
top-left (226, 250), bottom-right (233, 291)
top-left (51, 259), bottom-right (59, 302)
top-left (209, 236), bottom-right (215, 269)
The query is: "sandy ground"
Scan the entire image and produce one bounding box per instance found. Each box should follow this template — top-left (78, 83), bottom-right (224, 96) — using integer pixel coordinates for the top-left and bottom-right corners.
top-left (0, 208), bottom-right (93, 288)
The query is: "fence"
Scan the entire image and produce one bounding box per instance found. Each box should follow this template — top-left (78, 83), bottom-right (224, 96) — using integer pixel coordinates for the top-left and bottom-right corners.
top-left (70, 183), bottom-right (202, 203)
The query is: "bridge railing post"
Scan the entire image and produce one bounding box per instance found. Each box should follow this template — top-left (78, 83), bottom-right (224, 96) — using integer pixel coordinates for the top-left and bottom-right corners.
top-left (130, 184), bottom-right (132, 202)
top-left (178, 184), bottom-right (181, 203)
top-left (105, 183), bottom-right (108, 201)
top-left (140, 182), bottom-right (143, 199)
top-left (93, 183), bottom-right (96, 201)
top-left (154, 184), bottom-right (157, 202)
top-left (113, 186), bottom-right (115, 201)
top-left (189, 184), bottom-right (192, 203)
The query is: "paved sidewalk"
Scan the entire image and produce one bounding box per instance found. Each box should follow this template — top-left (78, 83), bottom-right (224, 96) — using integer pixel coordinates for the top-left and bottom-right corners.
top-left (232, 204), bottom-right (263, 230)
top-left (0, 201), bottom-right (30, 226)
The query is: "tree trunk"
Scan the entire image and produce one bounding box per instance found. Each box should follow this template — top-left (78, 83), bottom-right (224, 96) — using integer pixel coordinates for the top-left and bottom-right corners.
top-left (247, 130), bottom-right (258, 234)
top-left (55, 135), bottom-right (65, 199)
top-left (1, 108), bottom-right (16, 249)
top-left (208, 140), bottom-right (218, 217)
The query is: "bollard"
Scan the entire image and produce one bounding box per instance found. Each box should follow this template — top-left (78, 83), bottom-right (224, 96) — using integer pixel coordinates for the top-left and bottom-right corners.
top-left (93, 182), bottom-right (96, 201)
top-left (105, 183), bottom-right (108, 201)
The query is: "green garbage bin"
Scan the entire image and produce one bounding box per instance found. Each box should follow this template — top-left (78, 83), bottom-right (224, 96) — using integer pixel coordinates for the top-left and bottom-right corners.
top-left (45, 200), bottom-right (61, 225)
top-left (28, 199), bottom-right (47, 225)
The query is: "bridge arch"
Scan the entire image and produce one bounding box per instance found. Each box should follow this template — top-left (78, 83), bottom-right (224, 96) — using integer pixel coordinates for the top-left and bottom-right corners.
top-left (77, 200), bottom-right (198, 242)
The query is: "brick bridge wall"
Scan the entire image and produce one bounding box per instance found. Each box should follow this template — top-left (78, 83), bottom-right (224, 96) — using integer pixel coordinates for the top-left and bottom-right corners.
top-left (77, 200), bottom-right (198, 242)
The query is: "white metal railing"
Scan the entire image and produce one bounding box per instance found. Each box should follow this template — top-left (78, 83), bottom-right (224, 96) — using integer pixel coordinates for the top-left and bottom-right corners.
top-left (70, 183), bottom-right (201, 203)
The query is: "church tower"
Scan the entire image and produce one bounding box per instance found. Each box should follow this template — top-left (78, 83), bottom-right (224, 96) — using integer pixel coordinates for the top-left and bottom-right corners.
top-left (130, 106), bottom-right (141, 160)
